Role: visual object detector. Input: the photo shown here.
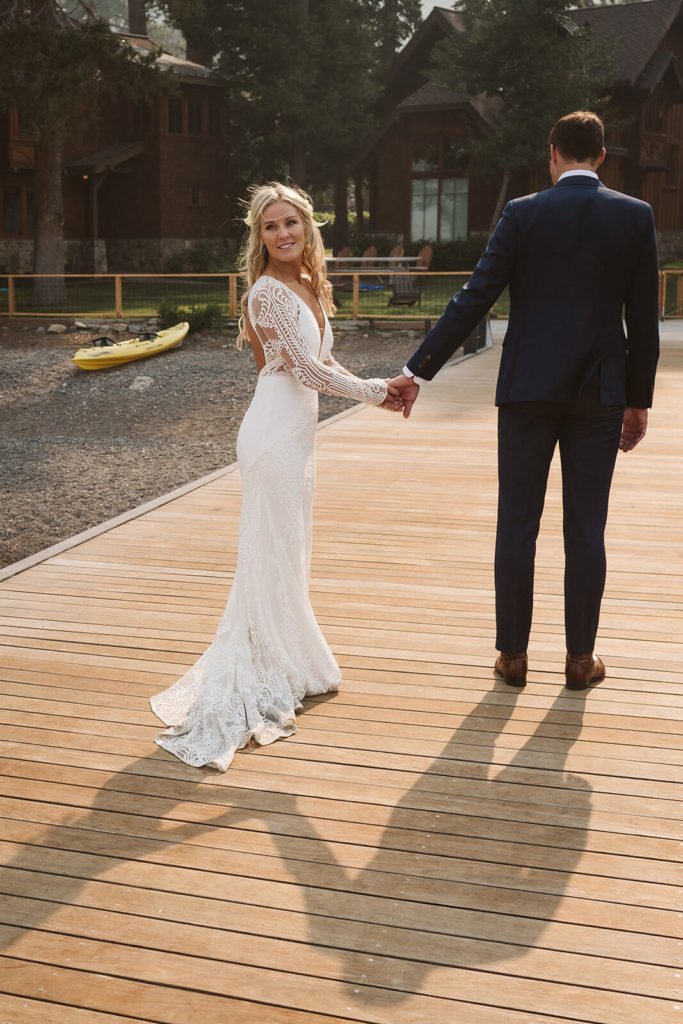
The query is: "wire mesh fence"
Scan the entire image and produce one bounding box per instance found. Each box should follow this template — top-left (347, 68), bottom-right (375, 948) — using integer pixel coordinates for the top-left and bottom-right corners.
top-left (659, 270), bottom-right (683, 317)
top-left (0, 274), bottom-right (237, 320)
top-left (1, 269), bottom-right (674, 321)
top-left (0, 271), bottom-right (510, 322)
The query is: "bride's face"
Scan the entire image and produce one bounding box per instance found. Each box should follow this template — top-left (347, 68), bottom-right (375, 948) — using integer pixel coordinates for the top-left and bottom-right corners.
top-left (260, 200), bottom-right (306, 265)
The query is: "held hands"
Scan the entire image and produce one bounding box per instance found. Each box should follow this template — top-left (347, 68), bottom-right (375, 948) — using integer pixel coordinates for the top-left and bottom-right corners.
top-left (386, 373), bottom-right (421, 419)
top-left (380, 381), bottom-right (405, 412)
top-left (619, 407), bottom-right (648, 452)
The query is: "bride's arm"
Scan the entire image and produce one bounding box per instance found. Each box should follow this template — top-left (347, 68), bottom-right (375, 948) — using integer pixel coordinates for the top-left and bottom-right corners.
top-left (249, 281), bottom-right (387, 406)
top-left (322, 352), bottom-right (354, 377)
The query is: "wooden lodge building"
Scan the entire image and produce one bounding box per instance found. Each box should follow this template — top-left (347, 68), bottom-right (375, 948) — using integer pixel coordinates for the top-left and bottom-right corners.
top-left (356, 0), bottom-right (683, 260)
top-left (0, 34), bottom-right (230, 274)
top-left (3, 0), bottom-right (683, 274)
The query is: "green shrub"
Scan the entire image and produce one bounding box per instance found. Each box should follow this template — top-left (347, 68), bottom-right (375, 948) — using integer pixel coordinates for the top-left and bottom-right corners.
top-left (404, 237), bottom-right (487, 271)
top-left (157, 301), bottom-right (224, 334)
top-left (164, 240), bottom-right (234, 273)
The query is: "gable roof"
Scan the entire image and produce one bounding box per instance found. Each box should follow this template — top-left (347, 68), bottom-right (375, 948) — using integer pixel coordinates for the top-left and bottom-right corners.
top-left (387, 1), bottom-right (683, 95)
top-left (117, 32), bottom-right (219, 83)
top-left (382, 6), bottom-right (463, 103)
top-left (569, 0), bottom-right (683, 88)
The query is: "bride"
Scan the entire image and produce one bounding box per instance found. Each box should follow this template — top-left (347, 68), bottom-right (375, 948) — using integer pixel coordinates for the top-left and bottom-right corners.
top-left (150, 182), bottom-right (402, 770)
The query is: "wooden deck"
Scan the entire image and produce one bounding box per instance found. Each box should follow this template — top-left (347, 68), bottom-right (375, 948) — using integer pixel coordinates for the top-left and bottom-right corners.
top-left (0, 324), bottom-right (681, 1023)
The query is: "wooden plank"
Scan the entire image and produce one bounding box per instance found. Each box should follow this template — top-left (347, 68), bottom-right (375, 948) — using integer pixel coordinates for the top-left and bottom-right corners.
top-left (0, 924), bottom-right (673, 1024)
top-left (1, 757), bottom-right (677, 861)
top-left (2, 866), bottom-right (677, 967)
top-left (0, 324), bottom-right (682, 1021)
top-left (0, 895), bottom-right (673, 1005)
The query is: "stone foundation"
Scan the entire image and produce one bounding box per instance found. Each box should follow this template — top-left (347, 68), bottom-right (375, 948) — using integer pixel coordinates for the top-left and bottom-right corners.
top-left (0, 237), bottom-right (236, 275)
top-left (656, 231), bottom-right (683, 263)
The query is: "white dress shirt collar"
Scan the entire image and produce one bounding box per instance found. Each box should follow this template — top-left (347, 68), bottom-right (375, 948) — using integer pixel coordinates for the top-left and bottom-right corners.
top-left (558, 169), bottom-right (599, 181)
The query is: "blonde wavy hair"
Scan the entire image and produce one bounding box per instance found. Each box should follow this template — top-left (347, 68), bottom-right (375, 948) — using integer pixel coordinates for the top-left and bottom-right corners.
top-left (237, 181), bottom-right (334, 348)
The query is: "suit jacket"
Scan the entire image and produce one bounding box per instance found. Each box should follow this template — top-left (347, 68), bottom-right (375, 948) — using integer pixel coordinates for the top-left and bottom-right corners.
top-left (407, 175), bottom-right (660, 407)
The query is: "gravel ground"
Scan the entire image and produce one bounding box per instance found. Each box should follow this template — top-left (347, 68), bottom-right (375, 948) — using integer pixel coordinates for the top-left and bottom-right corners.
top-left (0, 318), bottom-right (424, 570)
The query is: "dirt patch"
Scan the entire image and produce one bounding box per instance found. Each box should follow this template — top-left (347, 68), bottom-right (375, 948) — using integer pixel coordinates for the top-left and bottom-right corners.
top-left (0, 319), bottom-right (424, 569)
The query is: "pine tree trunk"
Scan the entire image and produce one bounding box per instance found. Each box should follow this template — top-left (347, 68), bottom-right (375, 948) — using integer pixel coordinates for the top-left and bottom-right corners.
top-left (489, 168), bottom-right (511, 238)
top-left (333, 170), bottom-right (349, 253)
top-left (32, 111), bottom-right (67, 306)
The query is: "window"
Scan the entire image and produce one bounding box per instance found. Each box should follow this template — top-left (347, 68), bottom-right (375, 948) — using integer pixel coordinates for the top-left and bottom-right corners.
top-left (188, 99), bottom-right (202, 135)
top-left (3, 187), bottom-right (22, 236)
top-left (412, 142), bottom-right (439, 172)
top-left (131, 99), bottom-right (150, 137)
top-left (411, 137), bottom-right (469, 241)
top-left (207, 102), bottom-right (220, 137)
top-left (188, 186), bottom-right (205, 207)
top-left (1, 184), bottom-right (32, 237)
top-left (411, 178), bottom-right (468, 241)
top-left (10, 109), bottom-right (33, 141)
top-left (168, 97), bottom-right (183, 133)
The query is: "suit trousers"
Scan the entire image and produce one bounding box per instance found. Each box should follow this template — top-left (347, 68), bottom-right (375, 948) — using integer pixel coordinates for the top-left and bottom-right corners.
top-left (495, 399), bottom-right (623, 655)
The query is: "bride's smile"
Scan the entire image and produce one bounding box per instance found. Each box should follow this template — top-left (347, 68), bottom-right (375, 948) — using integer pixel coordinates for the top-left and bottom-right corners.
top-left (261, 200), bottom-right (306, 270)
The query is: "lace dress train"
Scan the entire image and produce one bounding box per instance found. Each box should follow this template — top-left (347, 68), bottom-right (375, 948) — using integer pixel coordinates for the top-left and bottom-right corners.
top-left (150, 276), bottom-right (387, 770)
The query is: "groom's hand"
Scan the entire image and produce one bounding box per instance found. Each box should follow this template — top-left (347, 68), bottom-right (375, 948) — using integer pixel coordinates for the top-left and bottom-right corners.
top-left (620, 407), bottom-right (648, 451)
top-left (387, 373), bottom-right (420, 419)
top-left (380, 382), bottom-right (405, 412)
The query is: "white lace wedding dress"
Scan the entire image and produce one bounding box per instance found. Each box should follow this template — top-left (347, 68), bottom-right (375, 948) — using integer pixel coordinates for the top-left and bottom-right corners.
top-left (150, 275), bottom-right (387, 770)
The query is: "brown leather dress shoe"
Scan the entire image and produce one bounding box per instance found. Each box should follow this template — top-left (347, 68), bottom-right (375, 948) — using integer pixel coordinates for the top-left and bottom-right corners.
top-left (565, 652), bottom-right (605, 690)
top-left (494, 651), bottom-right (528, 688)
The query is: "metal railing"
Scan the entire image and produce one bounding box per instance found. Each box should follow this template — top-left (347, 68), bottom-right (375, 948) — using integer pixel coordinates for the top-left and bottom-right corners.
top-left (0, 269), bottom-right (677, 320)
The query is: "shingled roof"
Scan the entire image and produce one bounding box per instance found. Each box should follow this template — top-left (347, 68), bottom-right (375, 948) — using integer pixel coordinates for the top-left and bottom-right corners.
top-left (569, 0), bottom-right (683, 88)
top-left (396, 82), bottom-right (498, 123)
top-left (117, 32), bottom-right (219, 82)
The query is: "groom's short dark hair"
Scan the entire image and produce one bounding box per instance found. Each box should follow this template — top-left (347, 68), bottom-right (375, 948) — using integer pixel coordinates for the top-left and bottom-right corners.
top-left (548, 111), bottom-right (605, 163)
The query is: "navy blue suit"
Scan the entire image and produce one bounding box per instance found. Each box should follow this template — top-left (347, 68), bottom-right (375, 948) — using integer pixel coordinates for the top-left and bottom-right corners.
top-left (407, 175), bottom-right (660, 655)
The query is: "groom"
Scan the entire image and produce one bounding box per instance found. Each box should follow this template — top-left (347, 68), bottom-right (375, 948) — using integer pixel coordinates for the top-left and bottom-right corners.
top-left (391, 111), bottom-right (660, 690)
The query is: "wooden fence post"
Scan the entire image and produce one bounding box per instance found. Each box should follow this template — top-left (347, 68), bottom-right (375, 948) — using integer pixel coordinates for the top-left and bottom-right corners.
top-left (352, 274), bottom-right (359, 319)
top-left (8, 276), bottom-right (15, 317)
top-left (229, 274), bottom-right (237, 318)
top-left (115, 275), bottom-right (122, 319)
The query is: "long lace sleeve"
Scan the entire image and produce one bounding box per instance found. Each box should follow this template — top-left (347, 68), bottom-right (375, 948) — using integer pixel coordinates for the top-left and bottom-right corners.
top-left (322, 352), bottom-right (353, 376)
top-left (248, 279), bottom-right (387, 406)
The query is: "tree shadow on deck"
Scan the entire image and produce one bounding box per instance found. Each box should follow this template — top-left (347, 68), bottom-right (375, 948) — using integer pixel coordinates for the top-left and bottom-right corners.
top-left (0, 683), bottom-right (590, 1011)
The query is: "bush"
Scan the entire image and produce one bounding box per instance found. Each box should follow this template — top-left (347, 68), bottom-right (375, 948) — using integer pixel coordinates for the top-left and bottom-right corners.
top-left (157, 301), bottom-right (224, 334)
top-left (163, 240), bottom-right (234, 273)
top-left (403, 237), bottom-right (487, 271)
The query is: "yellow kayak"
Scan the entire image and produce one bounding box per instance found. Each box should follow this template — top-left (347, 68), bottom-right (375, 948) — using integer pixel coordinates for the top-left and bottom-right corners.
top-left (72, 322), bottom-right (189, 370)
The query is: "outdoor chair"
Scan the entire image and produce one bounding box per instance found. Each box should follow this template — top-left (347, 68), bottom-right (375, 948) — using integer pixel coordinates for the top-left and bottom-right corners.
top-left (388, 272), bottom-right (421, 307)
top-left (416, 244), bottom-right (433, 270)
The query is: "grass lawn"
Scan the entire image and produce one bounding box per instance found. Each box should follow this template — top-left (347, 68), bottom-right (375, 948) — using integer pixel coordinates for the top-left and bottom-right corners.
top-left (0, 271), bottom-right (512, 321)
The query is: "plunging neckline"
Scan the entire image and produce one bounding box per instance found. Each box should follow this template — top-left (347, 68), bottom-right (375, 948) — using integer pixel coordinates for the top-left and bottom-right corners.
top-left (262, 274), bottom-right (327, 351)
